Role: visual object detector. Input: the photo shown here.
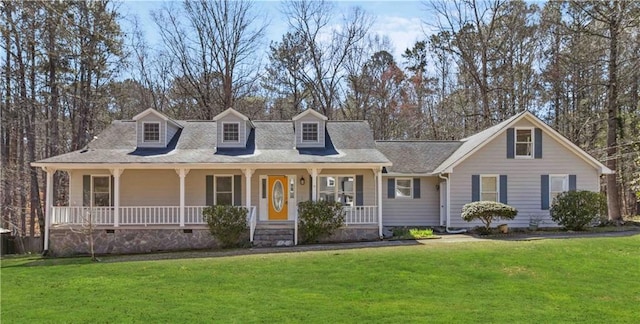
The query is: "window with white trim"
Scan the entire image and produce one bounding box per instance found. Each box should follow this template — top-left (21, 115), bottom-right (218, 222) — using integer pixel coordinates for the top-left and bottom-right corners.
top-left (92, 176), bottom-right (111, 206)
top-left (550, 175), bottom-right (568, 204)
top-left (318, 176), bottom-right (355, 206)
top-left (222, 122), bottom-right (240, 142)
top-left (215, 176), bottom-right (233, 205)
top-left (143, 122), bottom-right (160, 143)
top-left (395, 178), bottom-right (413, 198)
top-left (302, 122), bottom-right (318, 142)
top-left (480, 175), bottom-right (499, 201)
top-left (515, 128), bottom-right (533, 158)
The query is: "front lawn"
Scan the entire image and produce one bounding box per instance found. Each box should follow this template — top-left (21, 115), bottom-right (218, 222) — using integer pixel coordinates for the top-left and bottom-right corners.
top-left (2, 235), bottom-right (639, 322)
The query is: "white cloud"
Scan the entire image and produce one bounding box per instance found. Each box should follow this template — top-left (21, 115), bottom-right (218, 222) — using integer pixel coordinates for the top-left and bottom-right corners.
top-left (369, 15), bottom-right (425, 60)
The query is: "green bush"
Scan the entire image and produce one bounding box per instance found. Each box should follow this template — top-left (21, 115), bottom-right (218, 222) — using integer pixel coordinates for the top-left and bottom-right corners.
top-left (297, 200), bottom-right (345, 244)
top-left (203, 205), bottom-right (248, 248)
top-left (550, 190), bottom-right (607, 231)
top-left (461, 201), bottom-right (518, 230)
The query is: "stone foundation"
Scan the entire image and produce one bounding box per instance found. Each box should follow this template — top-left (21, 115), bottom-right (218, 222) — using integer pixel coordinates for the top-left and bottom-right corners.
top-left (318, 226), bottom-right (380, 243)
top-left (49, 227), bottom-right (219, 257)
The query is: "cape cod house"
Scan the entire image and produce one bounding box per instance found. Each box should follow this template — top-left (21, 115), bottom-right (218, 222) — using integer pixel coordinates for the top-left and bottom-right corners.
top-left (32, 108), bottom-right (612, 256)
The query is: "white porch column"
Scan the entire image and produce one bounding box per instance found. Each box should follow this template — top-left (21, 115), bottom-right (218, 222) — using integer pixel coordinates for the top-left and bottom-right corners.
top-left (43, 167), bottom-right (55, 251)
top-left (308, 168), bottom-right (320, 201)
top-left (376, 168), bottom-right (383, 238)
top-left (176, 168), bottom-right (190, 227)
top-left (110, 168), bottom-right (123, 227)
top-left (243, 168), bottom-right (255, 209)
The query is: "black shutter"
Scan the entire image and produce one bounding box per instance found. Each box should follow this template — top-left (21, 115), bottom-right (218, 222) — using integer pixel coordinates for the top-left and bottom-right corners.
top-left (534, 128), bottom-right (543, 159)
top-left (506, 128), bottom-right (515, 159)
top-left (387, 178), bottom-right (395, 199)
top-left (569, 175), bottom-right (577, 191)
top-left (355, 175), bottom-right (363, 206)
top-left (83, 175), bottom-right (91, 206)
top-left (233, 175), bottom-right (242, 206)
top-left (471, 175), bottom-right (480, 202)
top-left (110, 175), bottom-right (115, 206)
top-left (206, 175), bottom-right (214, 206)
top-left (541, 175), bottom-right (549, 210)
top-left (309, 176), bottom-right (313, 201)
top-left (499, 175), bottom-right (508, 204)
top-left (413, 178), bottom-right (420, 199)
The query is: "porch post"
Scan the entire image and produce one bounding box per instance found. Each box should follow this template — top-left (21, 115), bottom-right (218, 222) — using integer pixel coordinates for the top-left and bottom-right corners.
top-left (43, 167), bottom-right (55, 251)
top-left (376, 168), bottom-right (383, 238)
top-left (110, 168), bottom-right (123, 227)
top-left (176, 168), bottom-right (190, 227)
top-left (243, 168), bottom-right (255, 209)
top-left (308, 168), bottom-right (320, 201)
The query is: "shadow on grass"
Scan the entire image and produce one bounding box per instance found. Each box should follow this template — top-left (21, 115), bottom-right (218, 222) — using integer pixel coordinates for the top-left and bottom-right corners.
top-left (471, 228), bottom-right (640, 242)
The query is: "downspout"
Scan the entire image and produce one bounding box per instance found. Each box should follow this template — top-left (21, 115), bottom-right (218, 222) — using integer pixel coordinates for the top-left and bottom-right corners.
top-left (438, 173), bottom-right (467, 234)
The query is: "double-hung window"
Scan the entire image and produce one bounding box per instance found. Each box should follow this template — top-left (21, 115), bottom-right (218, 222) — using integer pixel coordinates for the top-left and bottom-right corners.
top-left (215, 176), bottom-right (233, 205)
top-left (143, 122), bottom-right (160, 143)
top-left (550, 175), bottom-right (568, 204)
top-left (92, 176), bottom-right (111, 207)
top-left (395, 178), bottom-right (413, 198)
top-left (222, 122), bottom-right (239, 143)
top-left (481, 175), bottom-right (499, 201)
top-left (318, 176), bottom-right (355, 206)
top-left (302, 122), bottom-right (318, 142)
top-left (515, 128), bottom-right (533, 158)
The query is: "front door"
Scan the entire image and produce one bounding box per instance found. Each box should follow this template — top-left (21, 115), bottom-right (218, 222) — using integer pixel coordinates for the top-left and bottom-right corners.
top-left (268, 176), bottom-right (288, 220)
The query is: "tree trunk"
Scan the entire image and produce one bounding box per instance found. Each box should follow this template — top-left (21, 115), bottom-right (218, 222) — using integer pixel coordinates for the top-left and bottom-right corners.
top-left (605, 4), bottom-right (621, 223)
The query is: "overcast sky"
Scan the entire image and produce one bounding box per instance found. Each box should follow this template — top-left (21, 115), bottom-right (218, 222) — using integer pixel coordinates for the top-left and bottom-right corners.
top-left (119, 0), bottom-right (430, 63)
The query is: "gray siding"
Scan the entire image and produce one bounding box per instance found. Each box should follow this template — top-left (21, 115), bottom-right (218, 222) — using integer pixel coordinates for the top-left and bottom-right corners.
top-left (216, 114), bottom-right (248, 148)
top-left (136, 114), bottom-right (166, 148)
top-left (295, 114), bottom-right (325, 148)
top-left (382, 176), bottom-right (441, 226)
top-left (448, 119), bottom-right (600, 228)
top-left (166, 122), bottom-right (179, 144)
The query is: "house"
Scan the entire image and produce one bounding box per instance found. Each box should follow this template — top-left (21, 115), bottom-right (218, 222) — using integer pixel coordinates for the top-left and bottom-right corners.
top-left (32, 109), bottom-right (612, 256)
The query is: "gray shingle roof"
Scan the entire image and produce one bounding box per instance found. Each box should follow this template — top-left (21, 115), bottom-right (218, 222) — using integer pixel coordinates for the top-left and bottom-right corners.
top-left (36, 120), bottom-right (390, 165)
top-left (376, 141), bottom-right (462, 174)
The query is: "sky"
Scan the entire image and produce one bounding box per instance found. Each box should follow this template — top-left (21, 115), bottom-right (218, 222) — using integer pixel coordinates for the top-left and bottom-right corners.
top-left (118, 0), bottom-right (430, 62)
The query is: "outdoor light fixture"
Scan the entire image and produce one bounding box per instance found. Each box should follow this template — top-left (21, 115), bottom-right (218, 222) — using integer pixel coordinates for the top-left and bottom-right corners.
top-left (300, 177), bottom-right (306, 185)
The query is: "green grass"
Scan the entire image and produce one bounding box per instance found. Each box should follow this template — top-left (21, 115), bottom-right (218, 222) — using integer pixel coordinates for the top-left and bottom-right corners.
top-left (392, 227), bottom-right (435, 239)
top-left (2, 235), bottom-right (640, 323)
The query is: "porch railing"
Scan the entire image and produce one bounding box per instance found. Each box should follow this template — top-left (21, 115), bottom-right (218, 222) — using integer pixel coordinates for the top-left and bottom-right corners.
top-left (51, 206), bottom-right (114, 225)
top-left (343, 206), bottom-right (378, 224)
top-left (120, 206), bottom-right (180, 225)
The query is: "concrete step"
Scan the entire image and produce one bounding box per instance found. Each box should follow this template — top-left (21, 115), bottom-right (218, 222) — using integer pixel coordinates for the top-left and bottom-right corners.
top-left (253, 228), bottom-right (294, 247)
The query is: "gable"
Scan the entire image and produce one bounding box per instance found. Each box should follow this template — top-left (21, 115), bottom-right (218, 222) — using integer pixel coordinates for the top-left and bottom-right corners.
top-left (294, 111), bottom-right (326, 148)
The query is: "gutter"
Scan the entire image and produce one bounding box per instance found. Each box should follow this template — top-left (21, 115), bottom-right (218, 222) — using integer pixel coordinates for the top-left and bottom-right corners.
top-left (438, 173), bottom-right (467, 234)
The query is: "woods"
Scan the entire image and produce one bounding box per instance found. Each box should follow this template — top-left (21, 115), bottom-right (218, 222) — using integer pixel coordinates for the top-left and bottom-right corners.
top-left (1, 0), bottom-right (639, 243)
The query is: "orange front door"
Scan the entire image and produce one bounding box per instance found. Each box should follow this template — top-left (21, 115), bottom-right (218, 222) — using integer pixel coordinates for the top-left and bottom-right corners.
top-left (268, 176), bottom-right (288, 220)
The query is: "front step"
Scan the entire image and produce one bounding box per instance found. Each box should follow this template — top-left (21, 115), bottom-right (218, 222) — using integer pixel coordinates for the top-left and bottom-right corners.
top-left (253, 226), bottom-right (294, 247)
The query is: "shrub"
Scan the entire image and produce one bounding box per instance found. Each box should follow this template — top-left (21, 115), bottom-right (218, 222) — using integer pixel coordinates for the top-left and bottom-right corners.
top-left (203, 205), bottom-right (248, 248)
top-left (297, 200), bottom-right (345, 243)
top-left (461, 201), bottom-right (518, 230)
top-left (550, 190), bottom-right (607, 231)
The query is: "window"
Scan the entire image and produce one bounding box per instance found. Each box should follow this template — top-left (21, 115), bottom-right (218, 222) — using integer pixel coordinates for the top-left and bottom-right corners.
top-left (318, 176), bottom-right (355, 206)
top-left (515, 128), bottom-right (533, 158)
top-left (481, 175), bottom-right (499, 201)
top-left (550, 175), bottom-right (568, 204)
top-left (92, 176), bottom-right (110, 206)
top-left (222, 123), bottom-right (239, 142)
top-left (143, 122), bottom-right (160, 143)
top-left (302, 122), bottom-right (318, 142)
top-left (215, 176), bottom-right (233, 205)
top-left (395, 178), bottom-right (412, 198)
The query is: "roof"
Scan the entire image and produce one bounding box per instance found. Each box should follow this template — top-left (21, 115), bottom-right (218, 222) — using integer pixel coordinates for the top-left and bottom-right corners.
top-left (213, 108), bottom-right (250, 122)
top-left (376, 141), bottom-right (461, 174)
top-left (132, 108), bottom-right (182, 128)
top-left (34, 120), bottom-right (390, 166)
top-left (432, 111), bottom-right (613, 174)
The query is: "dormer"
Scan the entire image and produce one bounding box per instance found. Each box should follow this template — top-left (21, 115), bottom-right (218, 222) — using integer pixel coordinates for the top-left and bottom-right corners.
top-left (213, 108), bottom-right (254, 148)
top-left (292, 109), bottom-right (328, 148)
top-left (132, 108), bottom-right (182, 148)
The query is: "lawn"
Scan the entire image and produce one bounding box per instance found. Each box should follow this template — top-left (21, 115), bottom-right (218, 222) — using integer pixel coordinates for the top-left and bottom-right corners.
top-left (2, 235), bottom-right (639, 323)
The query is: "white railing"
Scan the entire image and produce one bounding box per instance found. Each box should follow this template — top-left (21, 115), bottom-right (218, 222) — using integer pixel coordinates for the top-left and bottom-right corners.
top-left (185, 206), bottom-right (207, 224)
top-left (248, 206), bottom-right (257, 243)
top-left (51, 206), bottom-right (114, 225)
top-left (343, 206), bottom-right (378, 225)
top-left (120, 206), bottom-right (180, 225)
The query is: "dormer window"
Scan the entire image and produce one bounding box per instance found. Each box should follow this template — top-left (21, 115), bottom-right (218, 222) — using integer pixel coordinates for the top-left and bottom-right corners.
top-left (143, 122), bottom-right (160, 143)
top-left (222, 122), bottom-right (240, 143)
top-left (515, 128), bottom-right (533, 158)
top-left (302, 122), bottom-right (318, 142)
